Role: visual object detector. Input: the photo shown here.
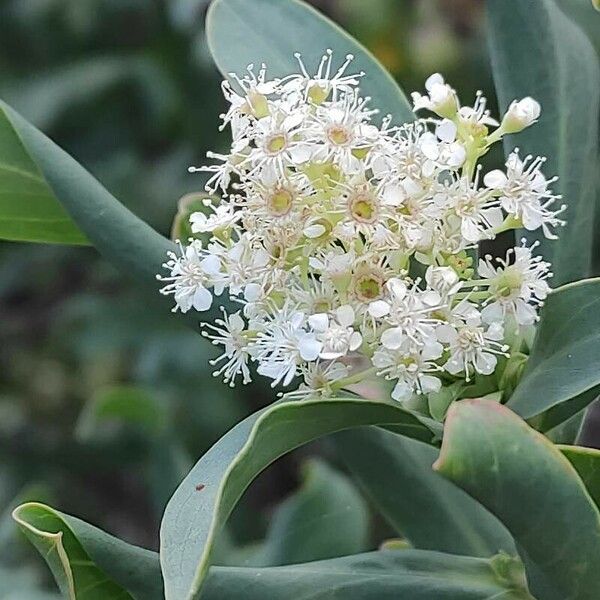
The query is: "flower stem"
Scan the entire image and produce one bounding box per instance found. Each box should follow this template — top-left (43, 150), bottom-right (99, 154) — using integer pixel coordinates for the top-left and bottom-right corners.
top-left (459, 279), bottom-right (489, 288)
top-left (453, 290), bottom-right (491, 302)
top-left (332, 366), bottom-right (378, 390)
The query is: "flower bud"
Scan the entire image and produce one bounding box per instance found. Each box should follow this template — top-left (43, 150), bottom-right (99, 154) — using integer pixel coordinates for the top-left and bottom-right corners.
top-left (428, 82), bottom-right (459, 118)
top-left (501, 97), bottom-right (540, 133)
top-left (425, 265), bottom-right (462, 297)
top-left (411, 73), bottom-right (459, 119)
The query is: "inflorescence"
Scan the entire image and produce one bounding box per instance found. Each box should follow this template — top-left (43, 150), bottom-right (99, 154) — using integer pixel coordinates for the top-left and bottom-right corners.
top-left (158, 52), bottom-right (563, 402)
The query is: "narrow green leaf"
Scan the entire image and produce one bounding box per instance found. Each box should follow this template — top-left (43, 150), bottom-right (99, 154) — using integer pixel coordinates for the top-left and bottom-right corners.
top-left (334, 427), bottom-right (515, 558)
top-left (559, 445), bottom-right (600, 509)
top-left (538, 386), bottom-right (599, 435)
top-left (487, 0), bottom-right (600, 285)
top-left (12, 502), bottom-right (531, 599)
top-left (259, 458), bottom-right (369, 566)
top-left (544, 408), bottom-right (587, 444)
top-left (0, 104), bottom-right (87, 244)
top-left (12, 502), bottom-right (163, 600)
top-left (201, 550), bottom-right (534, 600)
top-left (159, 397), bottom-right (434, 600)
top-left (507, 278), bottom-right (600, 419)
top-left (435, 399), bottom-right (600, 600)
top-left (554, 0), bottom-right (600, 53)
top-left (206, 0), bottom-right (413, 123)
top-left (0, 100), bottom-right (174, 289)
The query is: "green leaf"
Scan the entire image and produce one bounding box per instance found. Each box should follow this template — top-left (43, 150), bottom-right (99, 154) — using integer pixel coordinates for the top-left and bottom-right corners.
top-left (427, 381), bottom-right (464, 422)
top-left (538, 386), bottom-right (599, 434)
top-left (12, 502), bottom-right (163, 600)
top-left (160, 396), bottom-right (434, 600)
top-left (201, 550), bottom-right (534, 600)
top-left (333, 427), bottom-right (515, 558)
top-left (554, 0), bottom-right (600, 55)
top-left (206, 0), bottom-right (414, 123)
top-left (259, 458), bottom-right (369, 566)
top-left (544, 408), bottom-right (587, 444)
top-left (0, 104), bottom-right (87, 244)
top-left (0, 100), bottom-right (174, 289)
top-left (559, 445), bottom-right (600, 509)
top-left (507, 278), bottom-right (600, 419)
top-left (487, 0), bottom-right (600, 285)
top-left (435, 399), bottom-right (600, 600)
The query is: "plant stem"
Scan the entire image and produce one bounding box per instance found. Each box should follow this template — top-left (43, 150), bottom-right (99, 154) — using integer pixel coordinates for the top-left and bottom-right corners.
top-left (453, 290), bottom-right (491, 302)
top-left (332, 366), bottom-right (378, 390)
top-left (459, 279), bottom-right (489, 288)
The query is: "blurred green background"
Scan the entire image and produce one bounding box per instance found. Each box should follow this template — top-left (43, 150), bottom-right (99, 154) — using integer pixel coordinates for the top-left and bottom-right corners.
top-left (0, 0), bottom-right (518, 595)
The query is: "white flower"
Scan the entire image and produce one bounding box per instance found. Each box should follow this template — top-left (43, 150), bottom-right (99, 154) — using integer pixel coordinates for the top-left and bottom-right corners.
top-left (280, 50), bottom-right (363, 103)
top-left (190, 202), bottom-right (240, 233)
top-left (207, 235), bottom-right (271, 298)
top-left (194, 149), bottom-right (239, 193)
top-left (309, 248), bottom-right (354, 283)
top-left (457, 91), bottom-right (499, 128)
top-left (289, 278), bottom-right (338, 315)
top-left (252, 308), bottom-right (322, 387)
top-left (372, 342), bottom-right (442, 401)
top-left (219, 63), bottom-right (279, 126)
top-left (244, 108), bottom-right (313, 174)
top-left (437, 319), bottom-right (507, 381)
top-left (411, 73), bottom-right (458, 118)
top-left (478, 242), bottom-right (552, 326)
top-left (202, 310), bottom-right (252, 386)
top-left (443, 175), bottom-right (503, 243)
top-left (283, 361), bottom-right (351, 400)
top-left (309, 305), bottom-right (362, 360)
top-left (425, 265), bottom-right (462, 299)
top-left (483, 151), bottom-right (565, 238)
top-left (420, 120), bottom-right (466, 168)
top-left (501, 97), bottom-right (541, 133)
top-left (305, 91), bottom-right (379, 173)
top-left (373, 277), bottom-right (442, 349)
top-left (157, 241), bottom-right (223, 313)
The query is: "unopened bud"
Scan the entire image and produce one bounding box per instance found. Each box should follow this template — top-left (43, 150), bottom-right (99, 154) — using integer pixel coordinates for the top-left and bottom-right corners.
top-left (501, 97), bottom-right (540, 134)
top-left (411, 73), bottom-right (459, 119)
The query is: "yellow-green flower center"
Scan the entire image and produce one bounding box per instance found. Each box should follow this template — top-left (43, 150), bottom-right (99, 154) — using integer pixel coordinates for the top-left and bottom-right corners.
top-left (313, 298), bottom-right (332, 313)
top-left (349, 192), bottom-right (378, 223)
top-left (267, 187), bottom-right (294, 216)
top-left (266, 134), bottom-right (287, 154)
top-left (354, 273), bottom-right (384, 302)
top-left (308, 84), bottom-right (329, 105)
top-left (327, 125), bottom-right (352, 146)
top-left (495, 267), bottom-right (523, 297)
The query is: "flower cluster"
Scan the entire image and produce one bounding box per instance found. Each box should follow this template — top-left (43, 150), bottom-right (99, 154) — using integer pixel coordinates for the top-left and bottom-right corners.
top-left (158, 56), bottom-right (561, 402)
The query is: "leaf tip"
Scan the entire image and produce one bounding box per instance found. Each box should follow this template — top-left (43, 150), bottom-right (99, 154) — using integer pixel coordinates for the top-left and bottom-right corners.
top-left (433, 398), bottom-right (516, 473)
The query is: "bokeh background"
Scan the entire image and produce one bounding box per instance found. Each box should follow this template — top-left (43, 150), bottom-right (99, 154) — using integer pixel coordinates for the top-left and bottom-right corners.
top-left (0, 1), bottom-right (595, 596)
